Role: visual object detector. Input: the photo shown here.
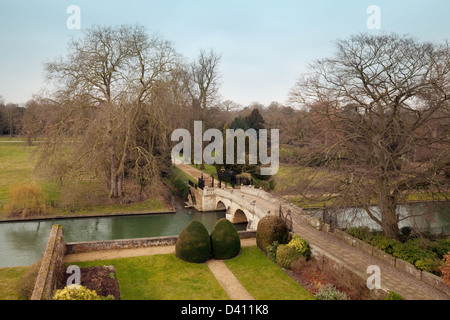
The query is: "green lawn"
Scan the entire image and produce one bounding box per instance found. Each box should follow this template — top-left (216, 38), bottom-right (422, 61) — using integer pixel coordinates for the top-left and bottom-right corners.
top-left (0, 140), bottom-right (168, 218)
top-left (0, 266), bottom-right (30, 300)
top-left (225, 246), bottom-right (315, 300)
top-left (66, 247), bottom-right (314, 300)
top-left (73, 254), bottom-right (230, 300)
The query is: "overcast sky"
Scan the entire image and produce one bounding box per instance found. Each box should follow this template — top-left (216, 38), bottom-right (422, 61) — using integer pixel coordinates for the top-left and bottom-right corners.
top-left (1, 0), bottom-right (450, 106)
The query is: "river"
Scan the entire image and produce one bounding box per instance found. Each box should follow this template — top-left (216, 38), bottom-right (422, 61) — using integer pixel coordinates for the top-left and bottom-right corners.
top-left (0, 197), bottom-right (246, 268)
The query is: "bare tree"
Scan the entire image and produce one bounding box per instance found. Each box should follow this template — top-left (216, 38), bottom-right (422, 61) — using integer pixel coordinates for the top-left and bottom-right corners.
top-left (41, 24), bottom-right (178, 199)
top-left (289, 33), bottom-right (450, 239)
top-left (191, 49), bottom-right (222, 125)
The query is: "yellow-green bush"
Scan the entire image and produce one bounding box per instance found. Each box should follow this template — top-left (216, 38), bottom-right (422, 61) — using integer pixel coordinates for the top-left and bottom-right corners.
top-left (276, 244), bottom-right (301, 270)
top-left (53, 285), bottom-right (101, 300)
top-left (288, 234), bottom-right (311, 260)
top-left (4, 183), bottom-right (49, 218)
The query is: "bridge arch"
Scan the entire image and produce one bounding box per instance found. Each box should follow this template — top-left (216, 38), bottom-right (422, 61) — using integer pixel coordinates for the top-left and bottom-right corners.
top-left (232, 209), bottom-right (248, 224)
top-left (216, 201), bottom-right (226, 211)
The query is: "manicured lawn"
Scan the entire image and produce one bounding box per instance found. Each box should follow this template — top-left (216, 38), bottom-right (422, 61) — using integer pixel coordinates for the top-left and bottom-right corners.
top-left (0, 266), bottom-right (30, 300)
top-left (225, 246), bottom-right (315, 300)
top-left (68, 247), bottom-right (314, 300)
top-left (73, 254), bottom-right (230, 300)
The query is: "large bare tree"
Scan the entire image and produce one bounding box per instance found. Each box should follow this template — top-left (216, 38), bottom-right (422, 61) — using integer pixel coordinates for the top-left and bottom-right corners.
top-left (41, 24), bottom-right (178, 199)
top-left (289, 33), bottom-right (450, 239)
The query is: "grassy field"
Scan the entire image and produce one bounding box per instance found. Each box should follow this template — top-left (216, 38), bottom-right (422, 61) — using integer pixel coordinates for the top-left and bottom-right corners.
top-left (0, 266), bottom-right (30, 300)
top-left (0, 139), bottom-right (167, 218)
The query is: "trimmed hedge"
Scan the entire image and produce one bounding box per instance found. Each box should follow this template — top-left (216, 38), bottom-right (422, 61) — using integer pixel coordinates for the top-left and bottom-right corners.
top-left (176, 220), bottom-right (211, 263)
top-left (210, 218), bottom-right (241, 259)
top-left (256, 215), bottom-right (289, 253)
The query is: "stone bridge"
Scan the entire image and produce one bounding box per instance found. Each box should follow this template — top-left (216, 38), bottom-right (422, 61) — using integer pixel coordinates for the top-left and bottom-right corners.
top-left (189, 185), bottom-right (322, 231)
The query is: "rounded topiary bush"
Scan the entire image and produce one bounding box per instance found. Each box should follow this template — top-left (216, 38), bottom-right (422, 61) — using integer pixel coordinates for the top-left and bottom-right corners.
top-left (210, 218), bottom-right (241, 260)
top-left (256, 215), bottom-right (289, 253)
top-left (176, 220), bottom-right (211, 263)
top-left (276, 244), bottom-right (301, 269)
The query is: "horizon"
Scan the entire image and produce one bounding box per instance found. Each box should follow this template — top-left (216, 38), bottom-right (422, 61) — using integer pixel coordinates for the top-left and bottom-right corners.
top-left (1, 0), bottom-right (450, 106)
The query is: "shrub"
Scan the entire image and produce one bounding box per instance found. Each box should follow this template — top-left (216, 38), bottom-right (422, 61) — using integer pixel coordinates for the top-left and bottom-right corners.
top-left (414, 257), bottom-right (443, 274)
top-left (4, 183), bottom-right (49, 218)
top-left (266, 241), bottom-right (280, 262)
top-left (385, 291), bottom-right (405, 300)
top-left (53, 284), bottom-right (101, 300)
top-left (369, 233), bottom-right (402, 255)
top-left (18, 260), bottom-right (42, 300)
top-left (256, 215), bottom-right (289, 253)
top-left (346, 226), bottom-right (371, 241)
top-left (314, 284), bottom-right (349, 300)
top-left (175, 220), bottom-right (211, 263)
top-left (288, 234), bottom-right (311, 260)
top-left (276, 244), bottom-right (301, 270)
top-left (441, 253), bottom-right (450, 286)
top-left (210, 218), bottom-right (241, 259)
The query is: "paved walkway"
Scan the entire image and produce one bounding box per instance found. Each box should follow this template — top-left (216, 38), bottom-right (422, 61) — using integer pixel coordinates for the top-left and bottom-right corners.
top-left (176, 163), bottom-right (450, 300)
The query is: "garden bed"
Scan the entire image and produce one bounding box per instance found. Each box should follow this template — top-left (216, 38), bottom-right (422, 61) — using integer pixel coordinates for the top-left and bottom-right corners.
top-left (59, 265), bottom-right (120, 300)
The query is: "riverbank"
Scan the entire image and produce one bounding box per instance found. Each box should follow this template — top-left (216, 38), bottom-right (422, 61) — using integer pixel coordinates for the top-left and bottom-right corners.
top-left (0, 208), bottom-right (177, 223)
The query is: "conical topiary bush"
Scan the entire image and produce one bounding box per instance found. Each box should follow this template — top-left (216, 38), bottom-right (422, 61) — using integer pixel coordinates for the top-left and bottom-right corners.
top-left (175, 220), bottom-right (211, 263)
top-left (210, 218), bottom-right (241, 259)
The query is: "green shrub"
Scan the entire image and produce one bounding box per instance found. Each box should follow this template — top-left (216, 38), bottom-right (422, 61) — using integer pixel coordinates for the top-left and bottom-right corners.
top-left (369, 233), bottom-right (402, 255)
top-left (314, 284), bottom-right (349, 300)
top-left (266, 241), bottom-right (280, 262)
top-left (256, 215), bottom-right (289, 253)
top-left (210, 218), bottom-right (241, 259)
top-left (175, 220), bottom-right (211, 263)
top-left (288, 234), bottom-right (311, 260)
top-left (414, 257), bottom-right (443, 274)
top-left (53, 284), bottom-right (101, 300)
top-left (346, 226), bottom-right (371, 241)
top-left (385, 291), bottom-right (405, 300)
top-left (276, 244), bottom-right (301, 270)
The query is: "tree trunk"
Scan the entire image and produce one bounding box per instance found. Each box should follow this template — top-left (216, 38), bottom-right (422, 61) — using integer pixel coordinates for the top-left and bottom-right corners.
top-left (377, 177), bottom-right (400, 240)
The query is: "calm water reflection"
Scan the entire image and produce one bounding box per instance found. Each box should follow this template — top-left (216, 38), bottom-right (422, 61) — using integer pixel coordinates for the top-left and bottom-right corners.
top-left (0, 198), bottom-right (244, 268)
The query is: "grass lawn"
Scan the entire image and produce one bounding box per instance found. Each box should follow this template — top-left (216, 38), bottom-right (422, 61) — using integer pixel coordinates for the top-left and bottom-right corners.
top-left (0, 266), bottom-right (30, 300)
top-left (0, 140), bottom-right (169, 218)
top-left (225, 246), bottom-right (315, 300)
top-left (73, 254), bottom-right (229, 300)
top-left (65, 247), bottom-right (314, 300)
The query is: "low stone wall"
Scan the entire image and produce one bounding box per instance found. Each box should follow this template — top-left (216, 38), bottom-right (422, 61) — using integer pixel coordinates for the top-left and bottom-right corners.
top-left (309, 244), bottom-right (388, 299)
top-left (240, 186), bottom-right (323, 230)
top-left (31, 225), bottom-right (66, 300)
top-left (332, 228), bottom-right (450, 296)
top-left (66, 230), bottom-right (257, 254)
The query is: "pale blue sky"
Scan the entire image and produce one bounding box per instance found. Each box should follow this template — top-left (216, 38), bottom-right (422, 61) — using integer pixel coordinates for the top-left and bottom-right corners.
top-left (1, 0), bottom-right (450, 106)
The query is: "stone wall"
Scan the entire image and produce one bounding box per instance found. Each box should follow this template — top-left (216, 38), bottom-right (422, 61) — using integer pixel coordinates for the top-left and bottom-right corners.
top-left (309, 244), bottom-right (388, 299)
top-left (31, 225), bottom-right (66, 300)
top-left (66, 230), bottom-right (257, 254)
top-left (333, 228), bottom-right (450, 296)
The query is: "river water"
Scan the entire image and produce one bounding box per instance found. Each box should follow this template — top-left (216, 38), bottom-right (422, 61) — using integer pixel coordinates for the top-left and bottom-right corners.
top-left (305, 201), bottom-right (450, 234)
top-left (0, 197), bottom-right (246, 268)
